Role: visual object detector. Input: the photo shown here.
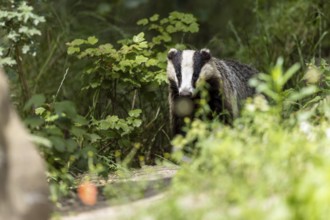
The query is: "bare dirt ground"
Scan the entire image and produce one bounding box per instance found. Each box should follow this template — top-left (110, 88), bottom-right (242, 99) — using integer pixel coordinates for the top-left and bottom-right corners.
top-left (57, 165), bottom-right (179, 220)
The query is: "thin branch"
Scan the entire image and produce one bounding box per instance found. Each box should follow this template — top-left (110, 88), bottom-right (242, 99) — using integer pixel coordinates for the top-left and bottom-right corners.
top-left (54, 68), bottom-right (69, 102)
top-left (15, 45), bottom-right (30, 103)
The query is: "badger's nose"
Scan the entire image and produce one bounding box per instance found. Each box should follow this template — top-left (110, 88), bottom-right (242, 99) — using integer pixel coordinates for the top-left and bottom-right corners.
top-left (179, 90), bottom-right (192, 97)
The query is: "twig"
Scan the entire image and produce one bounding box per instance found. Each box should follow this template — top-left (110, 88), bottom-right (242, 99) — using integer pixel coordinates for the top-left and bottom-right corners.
top-left (15, 45), bottom-right (30, 103)
top-left (54, 68), bottom-right (69, 101)
top-left (131, 89), bottom-right (138, 110)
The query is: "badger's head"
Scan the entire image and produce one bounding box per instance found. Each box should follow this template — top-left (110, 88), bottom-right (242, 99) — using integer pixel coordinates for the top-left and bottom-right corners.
top-left (167, 48), bottom-right (215, 98)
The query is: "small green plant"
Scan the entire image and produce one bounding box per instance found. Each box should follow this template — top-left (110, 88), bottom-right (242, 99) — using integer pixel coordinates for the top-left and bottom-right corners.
top-left (249, 57), bottom-right (319, 116)
top-left (24, 94), bottom-right (144, 199)
top-left (65, 12), bottom-right (199, 164)
top-left (0, 1), bottom-right (45, 102)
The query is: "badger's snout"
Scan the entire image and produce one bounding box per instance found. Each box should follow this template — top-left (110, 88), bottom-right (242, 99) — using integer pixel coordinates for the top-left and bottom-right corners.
top-left (179, 89), bottom-right (193, 98)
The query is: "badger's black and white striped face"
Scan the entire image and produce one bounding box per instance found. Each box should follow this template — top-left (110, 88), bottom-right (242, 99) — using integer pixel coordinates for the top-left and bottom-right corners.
top-left (167, 48), bottom-right (213, 97)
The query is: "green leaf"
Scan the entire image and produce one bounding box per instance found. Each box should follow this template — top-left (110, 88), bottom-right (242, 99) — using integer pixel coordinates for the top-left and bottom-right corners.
top-left (137, 18), bottom-right (148, 26)
top-left (73, 115), bottom-right (89, 126)
top-left (132, 119), bottom-right (142, 127)
top-left (188, 23), bottom-right (199, 33)
top-left (133, 32), bottom-right (145, 43)
top-left (66, 139), bottom-right (78, 153)
top-left (135, 55), bottom-right (148, 64)
top-left (288, 86), bottom-right (319, 102)
top-left (160, 18), bottom-right (169, 25)
top-left (99, 43), bottom-right (115, 54)
top-left (87, 36), bottom-right (98, 45)
top-left (35, 107), bottom-right (46, 115)
top-left (90, 82), bottom-right (101, 88)
top-left (283, 63), bottom-right (300, 85)
top-left (24, 117), bottom-right (44, 128)
top-left (166, 25), bottom-right (175, 33)
top-left (46, 127), bottom-right (63, 136)
top-left (138, 41), bottom-right (148, 49)
top-left (128, 109), bottom-right (142, 118)
top-left (45, 114), bottom-right (59, 122)
top-left (49, 136), bottom-right (66, 152)
top-left (67, 46), bottom-right (80, 55)
top-left (146, 59), bottom-right (158, 67)
top-left (150, 14), bottom-right (159, 22)
top-left (70, 127), bottom-right (87, 138)
top-left (68, 39), bottom-right (85, 46)
top-left (87, 133), bottom-right (101, 143)
top-left (97, 115), bottom-right (119, 130)
top-left (53, 101), bottom-right (77, 118)
top-left (24, 94), bottom-right (46, 111)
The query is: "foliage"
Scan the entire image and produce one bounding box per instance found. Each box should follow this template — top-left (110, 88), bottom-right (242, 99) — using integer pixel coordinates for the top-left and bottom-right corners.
top-left (63, 11), bottom-right (199, 165)
top-left (249, 58), bottom-right (319, 115)
top-left (220, 0), bottom-right (329, 74)
top-left (16, 11), bottom-right (199, 200)
top-left (0, 0), bottom-right (45, 102)
top-left (0, 1), bottom-right (45, 66)
top-left (1, 0), bottom-right (330, 213)
top-left (128, 60), bottom-right (330, 220)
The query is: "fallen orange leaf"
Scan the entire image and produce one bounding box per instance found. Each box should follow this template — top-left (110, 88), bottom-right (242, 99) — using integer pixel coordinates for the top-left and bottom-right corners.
top-left (77, 181), bottom-right (98, 206)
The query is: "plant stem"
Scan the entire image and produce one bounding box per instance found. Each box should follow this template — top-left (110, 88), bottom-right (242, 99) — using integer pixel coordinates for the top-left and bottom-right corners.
top-left (15, 45), bottom-right (30, 103)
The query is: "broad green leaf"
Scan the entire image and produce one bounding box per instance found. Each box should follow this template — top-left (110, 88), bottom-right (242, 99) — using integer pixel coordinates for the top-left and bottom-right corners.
top-left (49, 136), bottom-right (66, 152)
top-left (73, 115), bottom-right (89, 126)
top-left (135, 55), bottom-right (148, 64)
top-left (24, 94), bottom-right (46, 111)
top-left (87, 133), bottom-right (101, 143)
top-left (99, 43), bottom-right (115, 54)
top-left (150, 14), bottom-right (159, 22)
top-left (67, 46), bottom-right (80, 55)
top-left (53, 101), bottom-right (77, 118)
top-left (24, 117), bottom-right (44, 128)
top-left (132, 119), bottom-right (142, 127)
top-left (87, 36), bottom-right (98, 45)
top-left (188, 23), bottom-right (199, 33)
top-left (35, 107), bottom-right (46, 115)
top-left (128, 109), bottom-right (142, 117)
top-left (138, 41), bottom-right (148, 49)
top-left (70, 127), bottom-right (87, 138)
top-left (146, 59), bottom-right (158, 67)
top-left (68, 39), bottom-right (85, 46)
top-left (137, 18), bottom-right (148, 26)
top-left (66, 139), bottom-right (78, 153)
top-left (45, 114), bottom-right (59, 122)
top-left (133, 32), bottom-right (145, 43)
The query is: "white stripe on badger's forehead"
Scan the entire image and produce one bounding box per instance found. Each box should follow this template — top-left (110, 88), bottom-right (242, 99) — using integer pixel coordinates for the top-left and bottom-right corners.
top-left (180, 50), bottom-right (195, 93)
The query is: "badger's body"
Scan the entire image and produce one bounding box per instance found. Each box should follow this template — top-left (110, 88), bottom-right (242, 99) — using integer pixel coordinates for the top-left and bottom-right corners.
top-left (167, 48), bottom-right (257, 136)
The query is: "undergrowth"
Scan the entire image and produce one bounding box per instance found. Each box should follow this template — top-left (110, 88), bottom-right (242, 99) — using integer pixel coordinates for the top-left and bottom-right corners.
top-left (129, 58), bottom-right (330, 220)
top-left (1, 0), bottom-right (330, 212)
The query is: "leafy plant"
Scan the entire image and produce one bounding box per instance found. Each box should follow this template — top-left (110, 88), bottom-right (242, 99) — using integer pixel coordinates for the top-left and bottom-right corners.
top-left (249, 58), bottom-right (318, 115)
top-left (19, 12), bottom-right (200, 200)
top-left (0, 1), bottom-right (45, 102)
top-left (65, 12), bottom-right (199, 164)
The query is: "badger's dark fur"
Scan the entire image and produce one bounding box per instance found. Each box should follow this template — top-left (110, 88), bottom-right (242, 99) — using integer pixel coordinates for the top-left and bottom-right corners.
top-left (167, 48), bottom-right (257, 136)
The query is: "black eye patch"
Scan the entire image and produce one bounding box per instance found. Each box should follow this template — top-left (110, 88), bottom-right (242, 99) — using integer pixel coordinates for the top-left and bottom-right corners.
top-left (170, 51), bottom-right (183, 87)
top-left (192, 51), bottom-right (209, 87)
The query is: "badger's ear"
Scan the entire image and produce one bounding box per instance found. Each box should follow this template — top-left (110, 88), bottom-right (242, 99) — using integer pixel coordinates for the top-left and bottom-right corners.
top-left (167, 48), bottom-right (178, 60)
top-left (200, 48), bottom-right (211, 62)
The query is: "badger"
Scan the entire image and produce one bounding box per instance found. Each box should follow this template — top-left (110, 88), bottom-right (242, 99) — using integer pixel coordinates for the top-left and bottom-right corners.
top-left (167, 48), bottom-right (257, 136)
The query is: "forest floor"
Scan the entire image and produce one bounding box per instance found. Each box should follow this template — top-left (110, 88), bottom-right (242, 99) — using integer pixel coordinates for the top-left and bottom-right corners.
top-left (57, 165), bottom-right (179, 220)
